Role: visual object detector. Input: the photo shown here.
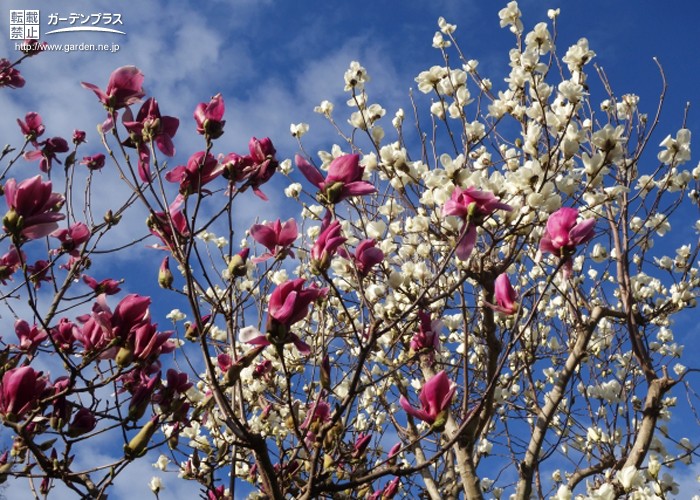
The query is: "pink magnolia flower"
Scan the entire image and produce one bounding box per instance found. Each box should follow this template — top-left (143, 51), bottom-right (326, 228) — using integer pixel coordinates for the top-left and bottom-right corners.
top-left (0, 246), bottom-right (24, 284)
top-left (194, 93), bottom-right (225, 140)
top-left (50, 376), bottom-right (72, 428)
top-left (165, 151), bottom-right (223, 196)
top-left (3, 175), bottom-right (65, 240)
top-left (50, 318), bottom-right (78, 353)
top-left (207, 485), bottom-right (230, 500)
top-left (383, 477), bottom-right (401, 499)
top-left (17, 112), bottom-right (45, 142)
top-left (352, 433), bottom-right (372, 459)
top-left (72, 130), bottom-right (86, 145)
top-left (387, 442), bottom-right (402, 462)
top-left (153, 369), bottom-right (192, 419)
top-left (268, 278), bottom-right (328, 329)
top-left (27, 259), bottom-right (52, 288)
top-left (310, 219), bottom-right (346, 273)
top-left (245, 137), bottom-right (278, 199)
top-left (83, 275), bottom-right (122, 295)
top-left (164, 368), bottom-right (193, 395)
top-left (300, 399), bottom-right (331, 444)
top-left (540, 207), bottom-right (596, 256)
top-left (15, 319), bottom-right (48, 352)
top-left (217, 353), bottom-right (233, 373)
top-left (24, 136), bottom-right (69, 173)
top-left (184, 314), bottom-right (211, 342)
top-left (539, 207), bottom-right (595, 276)
top-left (369, 478), bottom-right (401, 500)
top-left (399, 370), bottom-right (455, 429)
top-left (130, 322), bottom-right (175, 363)
top-left (250, 218), bottom-right (298, 263)
top-left (0, 366), bottom-right (47, 421)
top-left (112, 294), bottom-right (151, 341)
top-left (81, 153), bottom-right (106, 171)
top-left (222, 137), bottom-right (279, 200)
top-left (81, 66), bottom-right (145, 110)
top-left (251, 359), bottom-right (272, 381)
top-left (0, 59), bottom-right (25, 89)
top-left (338, 239), bottom-right (384, 277)
top-left (74, 301), bottom-right (115, 354)
top-left (409, 311), bottom-right (441, 356)
top-left (67, 407), bottom-right (97, 437)
top-left (127, 371), bottom-right (160, 421)
top-left (443, 186), bottom-right (512, 261)
top-left (239, 280), bottom-right (328, 355)
top-left (296, 153), bottom-right (376, 204)
top-left (148, 202), bottom-right (190, 252)
top-left (238, 326), bottom-right (311, 356)
top-left (220, 152), bottom-right (247, 183)
top-left (491, 273), bottom-right (519, 315)
top-left (52, 222), bottom-right (91, 256)
top-left (122, 98), bottom-right (179, 182)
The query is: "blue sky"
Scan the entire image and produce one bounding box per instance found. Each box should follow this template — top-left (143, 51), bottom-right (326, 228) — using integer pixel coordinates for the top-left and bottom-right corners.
top-left (2, 0), bottom-right (700, 497)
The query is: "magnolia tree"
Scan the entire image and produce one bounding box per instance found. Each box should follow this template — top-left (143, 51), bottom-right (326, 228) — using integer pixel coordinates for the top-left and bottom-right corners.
top-left (1, 2), bottom-right (699, 499)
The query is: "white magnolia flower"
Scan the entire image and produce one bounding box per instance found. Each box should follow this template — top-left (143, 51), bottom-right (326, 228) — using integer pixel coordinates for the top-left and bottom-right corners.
top-left (344, 61), bottom-right (369, 91)
top-left (166, 309), bottom-right (186, 322)
top-left (562, 37), bottom-right (596, 71)
top-left (554, 485), bottom-right (571, 500)
top-left (498, 1), bottom-right (523, 33)
top-left (152, 454), bottom-right (169, 471)
top-left (616, 465), bottom-right (644, 491)
top-left (284, 182), bottom-right (302, 199)
top-left (415, 65), bottom-right (447, 93)
top-left (278, 158), bottom-right (293, 175)
top-left (432, 31), bottom-right (451, 48)
top-left (590, 483), bottom-right (615, 500)
top-left (290, 122), bottom-right (309, 138)
top-left (314, 100), bottom-right (334, 115)
top-left (658, 129), bottom-right (691, 165)
top-left (149, 476), bottom-right (163, 494)
top-left (437, 16), bottom-right (456, 34)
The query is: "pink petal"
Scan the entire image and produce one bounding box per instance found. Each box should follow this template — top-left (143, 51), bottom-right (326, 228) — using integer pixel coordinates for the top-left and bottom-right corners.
top-left (252, 187), bottom-right (269, 201)
top-left (108, 66), bottom-right (144, 94)
top-left (296, 154), bottom-right (325, 188)
top-left (327, 154), bottom-right (361, 184)
top-left (80, 82), bottom-right (108, 104)
top-left (250, 224), bottom-right (277, 252)
top-left (155, 133), bottom-right (176, 157)
top-left (291, 334), bottom-right (311, 355)
top-left (342, 181), bottom-right (376, 197)
top-left (546, 208), bottom-right (579, 244)
top-left (455, 225), bottom-right (477, 260)
top-left (569, 218), bottom-right (596, 246)
top-left (239, 326), bottom-right (266, 345)
top-left (278, 219), bottom-right (298, 246)
top-left (272, 290), bottom-right (298, 325)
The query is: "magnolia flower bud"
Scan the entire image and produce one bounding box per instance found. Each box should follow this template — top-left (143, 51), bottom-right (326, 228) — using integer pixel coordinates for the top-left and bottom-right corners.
top-left (124, 417), bottom-right (158, 458)
top-left (227, 248), bottom-right (249, 278)
top-left (115, 346), bottom-right (134, 368)
top-left (320, 355), bottom-right (331, 392)
top-left (66, 408), bottom-right (97, 437)
top-left (2, 209), bottom-right (22, 236)
top-left (158, 256), bottom-right (174, 289)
